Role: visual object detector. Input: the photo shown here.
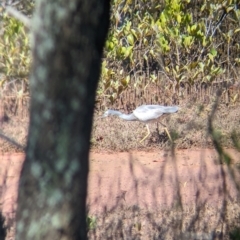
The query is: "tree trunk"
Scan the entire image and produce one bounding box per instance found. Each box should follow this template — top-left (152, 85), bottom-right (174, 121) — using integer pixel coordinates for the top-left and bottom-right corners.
top-left (15, 0), bottom-right (110, 239)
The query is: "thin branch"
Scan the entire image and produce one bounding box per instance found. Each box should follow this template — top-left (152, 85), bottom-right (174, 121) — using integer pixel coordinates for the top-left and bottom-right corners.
top-left (0, 132), bottom-right (25, 150)
top-left (5, 6), bottom-right (30, 28)
top-left (207, 91), bottom-right (231, 164)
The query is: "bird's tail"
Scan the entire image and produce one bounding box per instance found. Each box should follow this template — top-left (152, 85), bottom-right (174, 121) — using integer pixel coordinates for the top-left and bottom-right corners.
top-left (163, 106), bottom-right (179, 113)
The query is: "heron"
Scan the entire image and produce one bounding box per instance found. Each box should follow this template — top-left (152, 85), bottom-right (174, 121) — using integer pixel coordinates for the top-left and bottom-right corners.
top-left (102, 105), bottom-right (179, 142)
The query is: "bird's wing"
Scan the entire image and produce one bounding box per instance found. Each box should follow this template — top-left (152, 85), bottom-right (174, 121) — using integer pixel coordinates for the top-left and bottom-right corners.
top-left (133, 105), bottom-right (178, 122)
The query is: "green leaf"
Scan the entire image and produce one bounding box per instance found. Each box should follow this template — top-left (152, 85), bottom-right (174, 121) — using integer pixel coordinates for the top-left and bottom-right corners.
top-left (226, 6), bottom-right (234, 13)
top-left (143, 38), bottom-right (148, 45)
top-left (130, 29), bottom-right (138, 38)
top-left (123, 46), bottom-right (133, 58)
top-left (125, 21), bottom-right (132, 31)
top-left (208, 53), bottom-right (214, 62)
top-left (177, 14), bottom-right (181, 23)
top-left (121, 75), bottom-right (130, 87)
top-left (234, 28), bottom-right (240, 34)
top-left (191, 24), bottom-right (197, 32)
top-left (210, 48), bottom-right (217, 57)
top-left (165, 67), bottom-right (170, 72)
top-left (183, 36), bottom-right (193, 47)
top-left (202, 36), bottom-right (207, 47)
top-left (189, 62), bottom-right (198, 69)
top-left (127, 34), bottom-right (134, 45)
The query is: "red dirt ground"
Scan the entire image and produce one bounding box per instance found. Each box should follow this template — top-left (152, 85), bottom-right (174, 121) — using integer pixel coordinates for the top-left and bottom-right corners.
top-left (1, 148), bottom-right (240, 238)
top-left (88, 149), bottom-right (240, 214)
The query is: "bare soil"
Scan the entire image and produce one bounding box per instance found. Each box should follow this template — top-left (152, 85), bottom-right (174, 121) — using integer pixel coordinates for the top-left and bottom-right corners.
top-left (1, 149), bottom-right (240, 239)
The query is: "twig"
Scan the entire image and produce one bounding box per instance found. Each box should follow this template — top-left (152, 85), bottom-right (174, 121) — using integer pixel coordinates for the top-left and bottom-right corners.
top-left (5, 6), bottom-right (31, 28)
top-left (0, 132), bottom-right (25, 150)
top-left (208, 90), bottom-right (231, 164)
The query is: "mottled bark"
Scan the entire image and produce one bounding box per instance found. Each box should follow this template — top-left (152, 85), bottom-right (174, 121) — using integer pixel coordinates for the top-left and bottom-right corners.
top-left (15, 0), bottom-right (110, 239)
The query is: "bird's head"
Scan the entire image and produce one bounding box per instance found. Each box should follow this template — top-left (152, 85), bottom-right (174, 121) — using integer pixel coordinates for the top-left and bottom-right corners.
top-left (101, 109), bottom-right (112, 118)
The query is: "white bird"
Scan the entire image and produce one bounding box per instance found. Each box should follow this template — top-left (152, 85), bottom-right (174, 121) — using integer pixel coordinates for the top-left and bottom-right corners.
top-left (102, 105), bottom-right (179, 142)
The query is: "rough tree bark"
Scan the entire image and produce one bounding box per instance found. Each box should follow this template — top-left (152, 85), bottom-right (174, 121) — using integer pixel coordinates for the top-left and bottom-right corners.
top-left (15, 0), bottom-right (110, 239)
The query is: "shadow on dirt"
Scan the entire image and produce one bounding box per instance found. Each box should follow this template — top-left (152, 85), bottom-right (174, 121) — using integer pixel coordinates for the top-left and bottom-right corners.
top-left (87, 146), bottom-right (240, 240)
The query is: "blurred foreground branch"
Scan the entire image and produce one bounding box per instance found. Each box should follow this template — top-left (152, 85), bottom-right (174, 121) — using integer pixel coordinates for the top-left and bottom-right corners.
top-left (0, 132), bottom-right (24, 150)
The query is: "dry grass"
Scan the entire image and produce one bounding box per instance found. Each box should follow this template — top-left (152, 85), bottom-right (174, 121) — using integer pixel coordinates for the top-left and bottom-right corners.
top-left (92, 102), bottom-right (240, 151)
top-left (0, 78), bottom-right (240, 152)
top-left (88, 202), bottom-right (240, 240)
top-left (0, 117), bottom-right (28, 152)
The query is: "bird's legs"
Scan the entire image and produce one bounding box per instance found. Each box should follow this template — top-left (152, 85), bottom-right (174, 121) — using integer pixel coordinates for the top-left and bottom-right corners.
top-left (164, 127), bottom-right (172, 142)
top-left (140, 122), bottom-right (173, 143)
top-left (158, 122), bottom-right (173, 142)
top-left (139, 124), bottom-right (150, 143)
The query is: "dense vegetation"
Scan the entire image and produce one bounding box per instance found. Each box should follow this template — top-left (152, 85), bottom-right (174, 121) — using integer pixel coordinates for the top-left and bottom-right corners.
top-left (100, 0), bottom-right (240, 105)
top-left (0, 0), bottom-right (240, 106)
